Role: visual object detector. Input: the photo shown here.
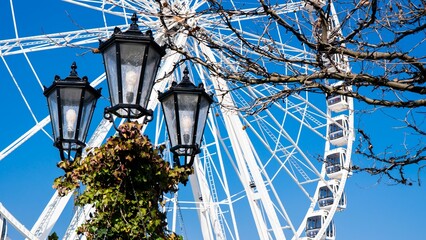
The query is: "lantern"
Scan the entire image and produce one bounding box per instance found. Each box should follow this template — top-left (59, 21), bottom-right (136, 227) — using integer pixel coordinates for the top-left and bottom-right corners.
top-left (158, 68), bottom-right (213, 167)
top-left (44, 62), bottom-right (101, 160)
top-left (99, 13), bottom-right (165, 120)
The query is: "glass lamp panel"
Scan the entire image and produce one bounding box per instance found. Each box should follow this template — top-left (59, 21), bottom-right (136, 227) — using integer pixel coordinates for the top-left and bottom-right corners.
top-left (177, 93), bottom-right (198, 147)
top-left (140, 46), bottom-right (161, 109)
top-left (103, 45), bottom-right (118, 107)
top-left (120, 43), bottom-right (145, 105)
top-left (161, 95), bottom-right (177, 148)
top-left (195, 95), bottom-right (210, 146)
top-left (60, 87), bottom-right (83, 149)
top-left (46, 90), bottom-right (60, 143)
top-left (77, 90), bottom-right (98, 145)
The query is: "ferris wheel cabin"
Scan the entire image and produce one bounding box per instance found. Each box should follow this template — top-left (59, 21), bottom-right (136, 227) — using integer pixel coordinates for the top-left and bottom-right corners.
top-left (305, 210), bottom-right (335, 240)
top-left (324, 148), bottom-right (348, 179)
top-left (328, 115), bottom-right (349, 146)
top-left (326, 81), bottom-right (350, 113)
top-left (0, 216), bottom-right (6, 240)
top-left (326, 93), bottom-right (349, 113)
top-left (317, 180), bottom-right (347, 211)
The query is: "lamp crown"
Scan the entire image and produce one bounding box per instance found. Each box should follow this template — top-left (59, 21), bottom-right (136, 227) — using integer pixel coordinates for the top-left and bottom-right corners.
top-left (172, 67), bottom-right (196, 89)
top-left (70, 62), bottom-right (78, 76)
top-left (182, 67), bottom-right (190, 83)
top-left (60, 62), bottom-right (87, 82)
top-left (128, 13), bottom-right (140, 32)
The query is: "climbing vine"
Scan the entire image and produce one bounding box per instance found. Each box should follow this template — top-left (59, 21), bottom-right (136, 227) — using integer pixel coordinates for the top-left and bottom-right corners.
top-left (53, 121), bottom-right (192, 239)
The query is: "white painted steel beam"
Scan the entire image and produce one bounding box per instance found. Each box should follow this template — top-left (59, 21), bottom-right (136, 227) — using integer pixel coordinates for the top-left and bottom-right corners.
top-left (199, 42), bottom-right (286, 239)
top-left (31, 192), bottom-right (72, 240)
top-left (0, 202), bottom-right (37, 240)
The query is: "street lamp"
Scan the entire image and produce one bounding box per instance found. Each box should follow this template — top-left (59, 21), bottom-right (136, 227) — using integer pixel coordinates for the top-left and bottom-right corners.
top-left (158, 68), bottom-right (214, 167)
top-left (42, 14), bottom-right (215, 239)
top-left (44, 62), bottom-right (101, 160)
top-left (99, 13), bottom-right (166, 120)
top-left (45, 13), bottom-right (212, 168)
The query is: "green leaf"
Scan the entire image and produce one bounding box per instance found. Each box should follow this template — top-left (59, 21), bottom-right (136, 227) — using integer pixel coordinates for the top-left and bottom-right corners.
top-left (53, 122), bottom-right (188, 239)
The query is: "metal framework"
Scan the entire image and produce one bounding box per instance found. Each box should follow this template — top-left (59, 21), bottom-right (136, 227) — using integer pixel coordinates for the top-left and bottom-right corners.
top-left (0, 0), bottom-right (353, 239)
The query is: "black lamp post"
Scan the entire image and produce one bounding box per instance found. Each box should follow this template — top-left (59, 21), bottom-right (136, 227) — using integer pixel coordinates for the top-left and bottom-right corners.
top-left (44, 62), bottom-right (101, 160)
top-left (158, 68), bottom-right (213, 167)
top-left (99, 13), bottom-right (166, 120)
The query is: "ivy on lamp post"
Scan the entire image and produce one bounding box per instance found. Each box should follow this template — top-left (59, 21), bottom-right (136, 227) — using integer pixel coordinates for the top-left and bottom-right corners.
top-left (54, 122), bottom-right (192, 239)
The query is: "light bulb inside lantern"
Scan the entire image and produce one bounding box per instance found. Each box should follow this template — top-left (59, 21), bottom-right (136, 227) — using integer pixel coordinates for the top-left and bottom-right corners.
top-left (65, 109), bottom-right (77, 138)
top-left (125, 70), bottom-right (138, 103)
top-left (181, 115), bottom-right (193, 144)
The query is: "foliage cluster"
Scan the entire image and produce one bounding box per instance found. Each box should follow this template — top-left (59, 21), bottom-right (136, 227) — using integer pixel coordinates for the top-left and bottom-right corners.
top-left (53, 121), bottom-right (192, 239)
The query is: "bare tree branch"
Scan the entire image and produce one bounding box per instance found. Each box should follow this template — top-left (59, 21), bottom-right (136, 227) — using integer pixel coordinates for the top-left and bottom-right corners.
top-left (156, 0), bottom-right (426, 184)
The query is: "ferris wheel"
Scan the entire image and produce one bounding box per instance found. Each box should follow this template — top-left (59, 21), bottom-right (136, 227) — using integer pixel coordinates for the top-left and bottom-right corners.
top-left (0, 0), bottom-right (354, 239)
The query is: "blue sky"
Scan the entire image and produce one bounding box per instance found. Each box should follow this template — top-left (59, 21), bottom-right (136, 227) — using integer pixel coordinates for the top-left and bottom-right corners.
top-left (0, 0), bottom-right (425, 239)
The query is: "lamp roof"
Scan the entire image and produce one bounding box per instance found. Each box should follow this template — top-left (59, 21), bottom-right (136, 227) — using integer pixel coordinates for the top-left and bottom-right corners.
top-left (43, 62), bottom-right (101, 98)
top-left (158, 67), bottom-right (213, 104)
top-left (97, 13), bottom-right (166, 57)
